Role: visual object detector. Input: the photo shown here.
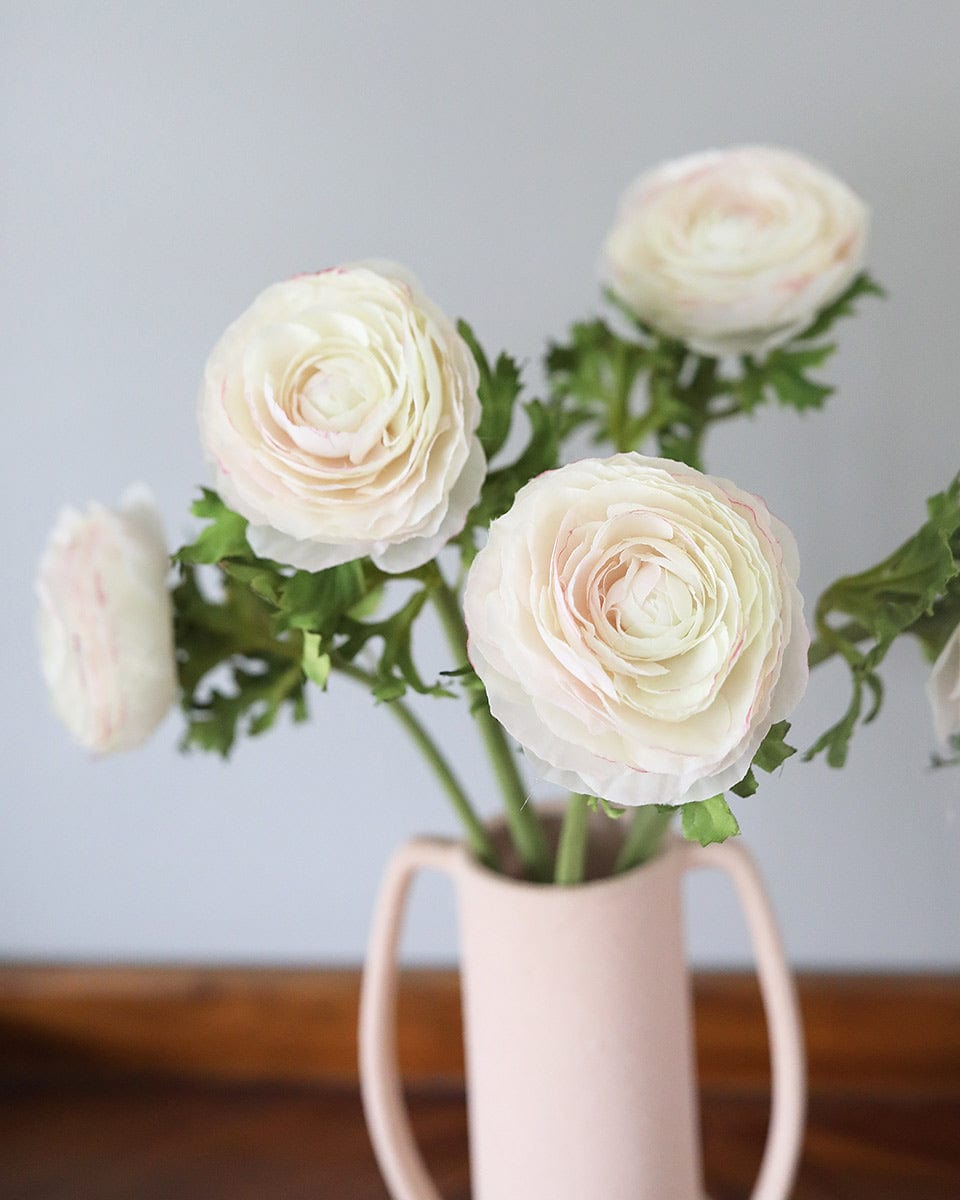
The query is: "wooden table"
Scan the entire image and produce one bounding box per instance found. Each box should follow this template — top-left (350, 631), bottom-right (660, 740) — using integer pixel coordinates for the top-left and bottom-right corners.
top-left (1, 967), bottom-right (957, 1198)
top-left (2, 1078), bottom-right (958, 1198)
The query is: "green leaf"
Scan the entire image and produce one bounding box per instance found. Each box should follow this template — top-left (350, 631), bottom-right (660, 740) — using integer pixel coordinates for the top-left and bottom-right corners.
top-left (181, 661), bottom-right (304, 757)
top-left (458, 319), bottom-right (522, 461)
top-left (732, 361), bottom-right (767, 413)
top-left (767, 367), bottom-right (834, 411)
top-left (753, 721), bottom-right (797, 773)
top-left (794, 272), bottom-right (886, 342)
top-left (730, 722), bottom-right (796, 798)
top-left (457, 393), bottom-right (581, 564)
top-left (547, 318), bottom-right (655, 453)
top-left (175, 490), bottom-right (252, 564)
top-left (805, 678), bottom-right (863, 768)
top-left (173, 563), bottom-right (307, 758)
top-left (219, 560), bottom-right (283, 605)
top-left (371, 678), bottom-right (407, 703)
top-left (680, 796), bottom-right (741, 846)
top-left (277, 561), bottom-right (370, 635)
top-left (477, 399), bottom-right (562, 516)
top-left (301, 632), bottom-right (331, 689)
top-left (763, 344), bottom-right (836, 412)
top-left (348, 584), bottom-right (384, 621)
top-left (730, 768), bottom-right (758, 799)
top-left (808, 474), bottom-right (960, 764)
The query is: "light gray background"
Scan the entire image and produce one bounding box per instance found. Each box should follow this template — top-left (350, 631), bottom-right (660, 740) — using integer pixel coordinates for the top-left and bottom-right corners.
top-left (3, 2), bottom-right (959, 968)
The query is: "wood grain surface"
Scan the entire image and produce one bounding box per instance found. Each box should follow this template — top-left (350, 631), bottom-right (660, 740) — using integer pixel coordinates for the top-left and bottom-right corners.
top-left (1, 967), bottom-right (957, 1198)
top-left (0, 966), bottom-right (957, 1091)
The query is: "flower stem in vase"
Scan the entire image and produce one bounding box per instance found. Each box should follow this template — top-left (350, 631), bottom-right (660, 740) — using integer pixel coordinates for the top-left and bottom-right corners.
top-left (554, 793), bottom-right (592, 885)
top-left (336, 661), bottom-right (501, 871)
top-left (614, 805), bottom-right (675, 874)
top-left (430, 570), bottom-right (552, 882)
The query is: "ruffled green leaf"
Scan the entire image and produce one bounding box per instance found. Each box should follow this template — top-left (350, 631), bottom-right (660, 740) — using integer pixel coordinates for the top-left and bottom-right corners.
top-left (545, 273), bottom-right (883, 473)
top-left (301, 632), bottom-right (331, 689)
top-left (276, 561), bottom-right (370, 636)
top-left (173, 564), bottom-right (307, 757)
top-left (458, 319), bottom-right (522, 462)
top-left (730, 768), bottom-right (758, 799)
top-left (793, 272), bottom-right (886, 342)
top-left (807, 474), bottom-right (960, 765)
top-left (753, 721), bottom-right (797, 773)
top-left (681, 795), bottom-right (741, 846)
top-left (176, 489), bottom-right (252, 564)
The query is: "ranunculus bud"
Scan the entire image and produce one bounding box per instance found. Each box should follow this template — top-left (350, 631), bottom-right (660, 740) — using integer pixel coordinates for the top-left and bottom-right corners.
top-left (603, 146), bottom-right (868, 357)
top-left (198, 263), bottom-right (485, 573)
top-left (927, 622), bottom-right (960, 752)
top-left (463, 454), bottom-right (809, 807)
top-left (37, 487), bottom-right (177, 754)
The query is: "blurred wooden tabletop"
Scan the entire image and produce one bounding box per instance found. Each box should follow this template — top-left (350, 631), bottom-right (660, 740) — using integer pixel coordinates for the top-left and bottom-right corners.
top-left (2, 1078), bottom-right (959, 1199)
top-left (1, 967), bottom-right (957, 1199)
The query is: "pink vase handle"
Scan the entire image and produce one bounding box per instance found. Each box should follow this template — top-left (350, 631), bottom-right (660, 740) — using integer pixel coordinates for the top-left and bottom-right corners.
top-left (359, 837), bottom-right (461, 1200)
top-left (680, 839), bottom-right (806, 1200)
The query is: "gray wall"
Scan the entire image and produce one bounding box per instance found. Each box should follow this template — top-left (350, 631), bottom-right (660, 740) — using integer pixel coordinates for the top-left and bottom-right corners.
top-left (4, 2), bottom-right (959, 968)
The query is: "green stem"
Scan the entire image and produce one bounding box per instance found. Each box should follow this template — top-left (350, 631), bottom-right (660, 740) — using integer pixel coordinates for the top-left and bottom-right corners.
top-left (614, 806), bottom-right (674, 874)
top-left (612, 342), bottom-right (643, 452)
top-left (676, 354), bottom-right (721, 469)
top-left (430, 570), bottom-right (553, 882)
top-left (554, 794), bottom-right (591, 885)
top-left (335, 661), bottom-right (501, 872)
top-left (808, 619), bottom-right (871, 668)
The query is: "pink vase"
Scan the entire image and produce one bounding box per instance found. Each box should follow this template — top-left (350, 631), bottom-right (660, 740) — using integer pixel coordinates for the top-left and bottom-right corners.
top-left (360, 814), bottom-right (805, 1200)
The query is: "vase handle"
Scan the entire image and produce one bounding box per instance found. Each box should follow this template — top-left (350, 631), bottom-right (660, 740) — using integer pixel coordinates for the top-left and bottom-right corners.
top-left (359, 837), bottom-right (462, 1200)
top-left (681, 839), bottom-right (806, 1200)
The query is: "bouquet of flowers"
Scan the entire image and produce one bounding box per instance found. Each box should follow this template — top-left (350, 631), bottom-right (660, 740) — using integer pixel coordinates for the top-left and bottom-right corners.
top-left (37, 146), bottom-right (960, 886)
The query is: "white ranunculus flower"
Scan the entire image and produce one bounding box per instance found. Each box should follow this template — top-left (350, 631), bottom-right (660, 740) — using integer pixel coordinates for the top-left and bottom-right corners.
top-left (463, 454), bottom-right (809, 807)
top-left (199, 263), bottom-right (485, 573)
top-left (603, 146), bottom-right (869, 357)
top-left (927, 623), bottom-right (960, 751)
top-left (37, 487), bottom-right (177, 754)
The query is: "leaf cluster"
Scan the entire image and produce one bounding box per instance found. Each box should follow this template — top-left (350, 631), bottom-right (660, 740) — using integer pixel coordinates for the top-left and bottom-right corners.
top-left (173, 491), bottom-right (453, 755)
top-left (545, 274), bottom-right (884, 470)
top-left (454, 320), bottom-right (587, 564)
top-left (173, 564), bottom-right (308, 757)
top-left (807, 475), bottom-right (960, 767)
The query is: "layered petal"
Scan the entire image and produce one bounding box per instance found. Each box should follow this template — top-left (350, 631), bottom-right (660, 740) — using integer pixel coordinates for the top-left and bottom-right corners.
top-left (603, 147), bottom-right (868, 356)
top-left (463, 454), bottom-right (809, 807)
top-left (199, 264), bottom-right (484, 572)
top-left (37, 487), bottom-right (177, 754)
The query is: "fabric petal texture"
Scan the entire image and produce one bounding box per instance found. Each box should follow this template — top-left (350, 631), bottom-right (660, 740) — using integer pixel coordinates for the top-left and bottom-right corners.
top-left (463, 454), bottom-right (809, 807)
top-left (199, 263), bottom-right (484, 573)
top-left (37, 487), bottom-right (177, 754)
top-left (603, 146), bottom-right (868, 357)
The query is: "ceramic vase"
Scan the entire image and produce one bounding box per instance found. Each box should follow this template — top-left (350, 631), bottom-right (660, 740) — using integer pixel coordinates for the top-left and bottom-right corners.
top-left (360, 813), bottom-right (804, 1200)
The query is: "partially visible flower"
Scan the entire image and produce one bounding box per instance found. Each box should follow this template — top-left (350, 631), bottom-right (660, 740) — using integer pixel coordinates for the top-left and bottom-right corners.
top-left (603, 146), bottom-right (868, 356)
top-left (37, 487), bottom-right (177, 754)
top-left (927, 623), bottom-right (960, 751)
top-left (198, 263), bottom-right (485, 573)
top-left (463, 454), bottom-right (809, 807)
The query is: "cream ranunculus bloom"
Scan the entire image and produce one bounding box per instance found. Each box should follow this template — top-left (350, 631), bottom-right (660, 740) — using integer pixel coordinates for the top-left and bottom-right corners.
top-left (37, 487), bottom-right (177, 754)
top-left (927, 622), bottom-right (960, 751)
top-left (199, 264), bottom-right (485, 573)
top-left (603, 146), bottom-right (869, 357)
top-left (463, 455), bottom-right (809, 807)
